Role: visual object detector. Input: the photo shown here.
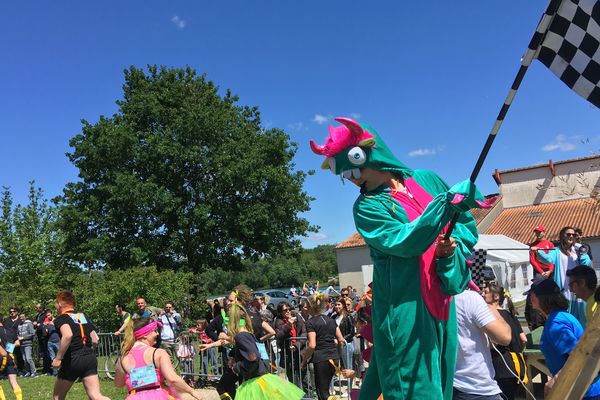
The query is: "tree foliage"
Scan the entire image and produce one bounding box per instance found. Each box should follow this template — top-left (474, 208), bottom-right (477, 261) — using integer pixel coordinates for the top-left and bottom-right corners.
top-left (71, 266), bottom-right (195, 331)
top-left (0, 183), bottom-right (72, 309)
top-left (57, 65), bottom-right (316, 271)
top-left (198, 244), bottom-right (338, 295)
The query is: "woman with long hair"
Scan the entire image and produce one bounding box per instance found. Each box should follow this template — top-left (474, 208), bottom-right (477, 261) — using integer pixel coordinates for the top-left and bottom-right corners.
top-left (533, 226), bottom-right (592, 326)
top-left (274, 301), bottom-right (306, 386)
top-left (332, 298), bottom-right (355, 370)
top-left (227, 302), bottom-right (303, 399)
top-left (530, 279), bottom-right (600, 399)
top-left (482, 283), bottom-right (527, 400)
top-left (301, 293), bottom-right (346, 400)
top-left (114, 318), bottom-right (202, 400)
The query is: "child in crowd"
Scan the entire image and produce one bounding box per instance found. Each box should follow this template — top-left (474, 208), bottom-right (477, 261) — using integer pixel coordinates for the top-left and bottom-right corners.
top-left (177, 333), bottom-right (196, 386)
top-left (190, 319), bottom-right (219, 378)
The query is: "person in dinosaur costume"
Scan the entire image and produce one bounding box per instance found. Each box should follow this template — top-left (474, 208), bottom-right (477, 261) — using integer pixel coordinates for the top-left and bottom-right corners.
top-left (310, 117), bottom-right (494, 400)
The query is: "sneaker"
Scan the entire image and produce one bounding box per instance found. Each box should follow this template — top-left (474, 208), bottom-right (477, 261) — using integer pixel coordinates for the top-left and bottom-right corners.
top-left (23, 372), bottom-right (31, 378)
top-left (29, 373), bottom-right (39, 378)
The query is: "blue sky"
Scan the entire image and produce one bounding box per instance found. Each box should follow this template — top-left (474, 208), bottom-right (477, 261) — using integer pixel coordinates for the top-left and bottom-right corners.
top-left (1, 1), bottom-right (599, 248)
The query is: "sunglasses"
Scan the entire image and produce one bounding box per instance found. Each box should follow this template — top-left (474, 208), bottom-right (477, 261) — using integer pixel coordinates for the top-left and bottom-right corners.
top-left (282, 308), bottom-right (290, 312)
top-left (564, 233), bottom-right (576, 237)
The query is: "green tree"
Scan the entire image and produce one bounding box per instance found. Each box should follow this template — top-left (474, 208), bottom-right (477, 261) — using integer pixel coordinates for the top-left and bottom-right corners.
top-left (0, 182), bottom-right (71, 309)
top-left (70, 266), bottom-right (196, 331)
top-left (58, 65), bottom-right (316, 272)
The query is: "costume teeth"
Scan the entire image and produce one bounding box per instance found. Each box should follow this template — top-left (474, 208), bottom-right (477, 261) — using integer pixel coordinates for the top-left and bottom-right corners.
top-left (342, 170), bottom-right (352, 179)
top-left (351, 168), bottom-right (361, 179)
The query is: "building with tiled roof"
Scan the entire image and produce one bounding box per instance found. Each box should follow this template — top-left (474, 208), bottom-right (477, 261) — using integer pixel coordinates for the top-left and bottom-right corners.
top-left (335, 155), bottom-right (600, 294)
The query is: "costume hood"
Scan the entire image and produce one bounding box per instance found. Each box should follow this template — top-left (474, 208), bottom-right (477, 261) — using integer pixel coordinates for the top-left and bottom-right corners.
top-left (310, 117), bottom-right (413, 179)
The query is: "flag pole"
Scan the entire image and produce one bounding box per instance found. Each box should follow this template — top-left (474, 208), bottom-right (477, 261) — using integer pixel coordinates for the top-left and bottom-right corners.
top-left (444, 0), bottom-right (565, 240)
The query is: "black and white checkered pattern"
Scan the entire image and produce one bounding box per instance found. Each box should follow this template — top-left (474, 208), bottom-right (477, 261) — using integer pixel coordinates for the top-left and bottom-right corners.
top-left (537, 0), bottom-right (600, 108)
top-left (470, 249), bottom-right (487, 290)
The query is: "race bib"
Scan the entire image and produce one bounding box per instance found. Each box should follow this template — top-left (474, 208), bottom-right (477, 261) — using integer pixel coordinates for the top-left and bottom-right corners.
top-left (129, 365), bottom-right (158, 389)
top-left (256, 342), bottom-right (269, 360)
top-left (70, 313), bottom-right (88, 324)
top-left (5, 343), bottom-right (15, 353)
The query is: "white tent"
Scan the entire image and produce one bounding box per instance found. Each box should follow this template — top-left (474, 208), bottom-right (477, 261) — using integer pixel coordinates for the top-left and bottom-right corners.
top-left (474, 234), bottom-right (532, 302)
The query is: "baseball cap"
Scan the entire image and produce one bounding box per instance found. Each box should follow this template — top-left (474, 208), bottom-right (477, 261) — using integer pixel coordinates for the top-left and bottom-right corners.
top-left (523, 275), bottom-right (546, 296)
top-left (530, 278), bottom-right (561, 296)
top-left (533, 226), bottom-right (545, 232)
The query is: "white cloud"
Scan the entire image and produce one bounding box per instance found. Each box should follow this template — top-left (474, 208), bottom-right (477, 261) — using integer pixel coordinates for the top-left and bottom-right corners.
top-left (288, 122), bottom-right (305, 132)
top-left (307, 232), bottom-right (328, 241)
top-left (541, 134), bottom-right (577, 152)
top-left (408, 145), bottom-right (445, 157)
top-left (171, 16), bottom-right (187, 29)
top-left (312, 114), bottom-right (331, 125)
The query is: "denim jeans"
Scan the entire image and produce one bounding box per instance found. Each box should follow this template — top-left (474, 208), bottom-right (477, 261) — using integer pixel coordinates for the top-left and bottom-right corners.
top-left (21, 345), bottom-right (36, 375)
top-left (343, 342), bottom-right (354, 370)
top-left (201, 348), bottom-right (218, 375)
top-left (48, 341), bottom-right (59, 375)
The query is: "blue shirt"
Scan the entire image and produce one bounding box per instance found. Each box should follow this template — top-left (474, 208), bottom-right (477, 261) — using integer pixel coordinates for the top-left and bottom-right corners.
top-left (541, 311), bottom-right (600, 398)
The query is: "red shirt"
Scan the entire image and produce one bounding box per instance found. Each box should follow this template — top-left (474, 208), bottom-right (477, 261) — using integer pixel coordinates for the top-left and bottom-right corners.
top-left (529, 239), bottom-right (555, 274)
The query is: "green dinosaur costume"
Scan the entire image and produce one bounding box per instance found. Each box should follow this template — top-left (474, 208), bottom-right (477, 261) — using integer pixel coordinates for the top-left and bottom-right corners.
top-left (310, 118), bottom-right (491, 399)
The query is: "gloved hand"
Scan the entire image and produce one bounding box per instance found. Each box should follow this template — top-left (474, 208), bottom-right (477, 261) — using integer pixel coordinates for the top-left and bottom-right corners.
top-left (446, 179), bottom-right (496, 212)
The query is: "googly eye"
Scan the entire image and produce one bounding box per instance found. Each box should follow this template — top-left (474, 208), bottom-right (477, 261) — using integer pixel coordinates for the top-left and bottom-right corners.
top-left (347, 147), bottom-right (366, 166)
top-left (328, 158), bottom-right (336, 173)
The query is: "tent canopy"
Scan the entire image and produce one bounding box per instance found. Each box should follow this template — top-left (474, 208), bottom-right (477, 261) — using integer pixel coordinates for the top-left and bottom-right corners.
top-left (474, 234), bottom-right (529, 264)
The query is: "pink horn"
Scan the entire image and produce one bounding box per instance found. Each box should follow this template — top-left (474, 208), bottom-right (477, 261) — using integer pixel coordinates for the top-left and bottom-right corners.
top-left (309, 140), bottom-right (326, 155)
top-left (335, 117), bottom-right (363, 137)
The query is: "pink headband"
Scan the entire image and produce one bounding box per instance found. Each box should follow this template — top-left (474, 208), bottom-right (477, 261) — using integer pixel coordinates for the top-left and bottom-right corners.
top-left (134, 320), bottom-right (162, 340)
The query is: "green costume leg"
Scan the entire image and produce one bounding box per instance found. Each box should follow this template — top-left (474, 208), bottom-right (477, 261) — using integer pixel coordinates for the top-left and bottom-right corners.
top-left (440, 300), bottom-right (458, 400)
top-left (365, 263), bottom-right (445, 400)
top-left (358, 350), bottom-right (382, 400)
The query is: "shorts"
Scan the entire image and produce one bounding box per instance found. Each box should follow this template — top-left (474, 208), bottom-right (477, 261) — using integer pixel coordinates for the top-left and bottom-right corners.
top-left (0, 354), bottom-right (18, 375)
top-left (57, 347), bottom-right (98, 382)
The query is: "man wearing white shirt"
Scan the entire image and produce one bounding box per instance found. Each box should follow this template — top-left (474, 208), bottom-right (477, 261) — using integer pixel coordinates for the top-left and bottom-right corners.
top-left (453, 290), bottom-right (511, 400)
top-left (160, 302), bottom-right (182, 352)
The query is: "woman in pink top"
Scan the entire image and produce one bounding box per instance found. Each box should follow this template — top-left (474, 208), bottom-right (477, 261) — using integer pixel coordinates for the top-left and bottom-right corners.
top-left (114, 318), bottom-right (203, 400)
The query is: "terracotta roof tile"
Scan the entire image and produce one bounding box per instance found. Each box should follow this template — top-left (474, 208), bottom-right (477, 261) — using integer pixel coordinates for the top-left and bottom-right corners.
top-left (336, 232), bottom-right (364, 249)
top-left (485, 198), bottom-right (600, 243)
top-left (467, 194), bottom-right (501, 223)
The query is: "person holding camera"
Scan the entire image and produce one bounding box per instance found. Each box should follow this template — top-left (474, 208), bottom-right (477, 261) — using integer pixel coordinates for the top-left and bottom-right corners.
top-left (160, 302), bottom-right (182, 352)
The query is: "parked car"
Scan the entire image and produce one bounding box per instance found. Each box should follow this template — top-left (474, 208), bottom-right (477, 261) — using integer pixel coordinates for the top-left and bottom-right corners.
top-left (254, 289), bottom-right (297, 310)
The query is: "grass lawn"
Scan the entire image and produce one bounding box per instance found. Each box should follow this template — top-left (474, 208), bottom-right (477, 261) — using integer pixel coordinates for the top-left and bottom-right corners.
top-left (0, 375), bottom-right (127, 399)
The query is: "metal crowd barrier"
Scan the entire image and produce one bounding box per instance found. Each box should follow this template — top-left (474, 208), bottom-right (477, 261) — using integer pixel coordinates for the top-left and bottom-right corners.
top-left (96, 332), bottom-right (359, 399)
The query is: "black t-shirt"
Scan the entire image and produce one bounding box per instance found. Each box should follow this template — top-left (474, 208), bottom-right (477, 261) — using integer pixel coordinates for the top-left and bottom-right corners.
top-left (247, 307), bottom-right (264, 341)
top-left (55, 312), bottom-right (96, 357)
top-left (492, 309), bottom-right (525, 379)
top-left (2, 318), bottom-right (21, 342)
top-left (0, 326), bottom-right (8, 348)
top-left (305, 314), bottom-right (339, 364)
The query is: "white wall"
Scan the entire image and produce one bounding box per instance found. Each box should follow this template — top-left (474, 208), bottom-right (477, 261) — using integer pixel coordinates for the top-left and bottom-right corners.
top-left (336, 246), bottom-right (372, 295)
top-left (500, 156), bottom-right (600, 208)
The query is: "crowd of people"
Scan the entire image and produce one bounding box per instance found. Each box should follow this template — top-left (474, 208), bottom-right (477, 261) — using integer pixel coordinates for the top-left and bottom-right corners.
top-left (0, 224), bottom-right (597, 399)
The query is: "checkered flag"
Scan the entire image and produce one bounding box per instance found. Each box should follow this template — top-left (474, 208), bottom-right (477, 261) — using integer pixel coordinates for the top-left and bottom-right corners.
top-left (470, 249), bottom-right (487, 290)
top-left (537, 0), bottom-right (600, 107)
